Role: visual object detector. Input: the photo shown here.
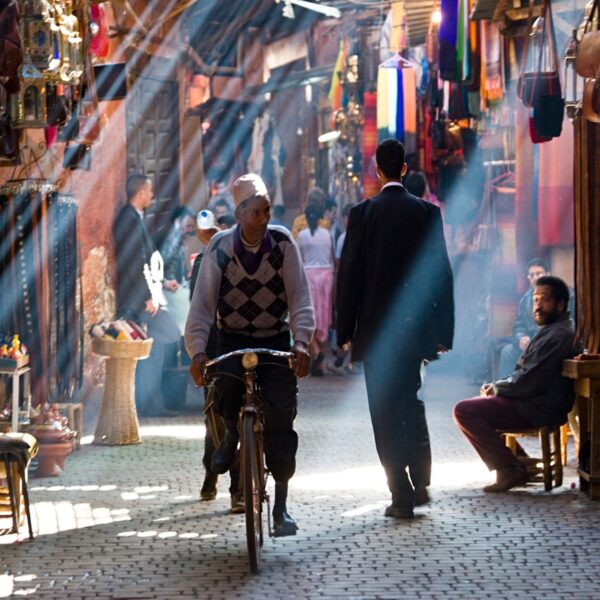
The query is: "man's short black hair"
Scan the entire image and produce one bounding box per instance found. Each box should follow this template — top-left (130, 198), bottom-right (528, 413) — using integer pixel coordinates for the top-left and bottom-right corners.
top-left (404, 171), bottom-right (427, 198)
top-left (375, 138), bottom-right (406, 180)
top-left (535, 275), bottom-right (569, 309)
top-left (126, 173), bottom-right (151, 201)
top-left (214, 198), bottom-right (230, 209)
top-left (527, 257), bottom-right (548, 271)
top-left (217, 214), bottom-right (236, 228)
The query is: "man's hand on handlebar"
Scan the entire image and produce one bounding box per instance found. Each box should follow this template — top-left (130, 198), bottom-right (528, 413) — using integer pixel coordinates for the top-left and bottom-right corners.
top-left (190, 352), bottom-right (209, 387)
top-left (293, 348), bottom-right (311, 379)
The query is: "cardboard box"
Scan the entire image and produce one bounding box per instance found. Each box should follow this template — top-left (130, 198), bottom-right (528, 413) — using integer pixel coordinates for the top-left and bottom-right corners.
top-left (0, 355), bottom-right (30, 370)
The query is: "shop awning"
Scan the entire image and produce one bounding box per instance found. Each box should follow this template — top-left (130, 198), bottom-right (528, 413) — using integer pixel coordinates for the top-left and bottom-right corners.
top-left (404, 0), bottom-right (436, 46)
top-left (470, 0), bottom-right (501, 20)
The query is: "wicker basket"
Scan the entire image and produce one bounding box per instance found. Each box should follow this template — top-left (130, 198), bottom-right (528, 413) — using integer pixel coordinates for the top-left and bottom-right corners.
top-left (92, 338), bottom-right (153, 446)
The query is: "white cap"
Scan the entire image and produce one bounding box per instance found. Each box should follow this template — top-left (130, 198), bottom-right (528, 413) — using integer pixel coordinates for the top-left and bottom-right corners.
top-left (232, 173), bottom-right (268, 208)
top-left (196, 209), bottom-right (216, 229)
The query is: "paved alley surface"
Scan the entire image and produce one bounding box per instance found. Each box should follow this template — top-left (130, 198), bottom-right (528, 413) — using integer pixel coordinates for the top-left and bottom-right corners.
top-left (2, 363), bottom-right (600, 599)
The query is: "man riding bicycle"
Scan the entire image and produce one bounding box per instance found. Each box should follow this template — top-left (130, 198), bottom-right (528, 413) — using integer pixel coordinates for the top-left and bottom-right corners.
top-left (185, 173), bottom-right (314, 537)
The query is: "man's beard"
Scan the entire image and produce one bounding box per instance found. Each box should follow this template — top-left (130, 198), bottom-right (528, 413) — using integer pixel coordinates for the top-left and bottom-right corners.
top-left (534, 309), bottom-right (560, 325)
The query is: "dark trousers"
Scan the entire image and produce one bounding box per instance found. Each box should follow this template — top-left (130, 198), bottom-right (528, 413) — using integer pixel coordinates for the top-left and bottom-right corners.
top-left (363, 354), bottom-right (431, 505)
top-left (202, 387), bottom-right (239, 494)
top-left (453, 396), bottom-right (533, 471)
top-left (213, 331), bottom-right (298, 483)
top-left (134, 308), bottom-right (180, 414)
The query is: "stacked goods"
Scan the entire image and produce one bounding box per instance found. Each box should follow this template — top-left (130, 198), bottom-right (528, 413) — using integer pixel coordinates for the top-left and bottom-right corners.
top-left (0, 334), bottom-right (29, 368)
top-left (88, 320), bottom-right (148, 341)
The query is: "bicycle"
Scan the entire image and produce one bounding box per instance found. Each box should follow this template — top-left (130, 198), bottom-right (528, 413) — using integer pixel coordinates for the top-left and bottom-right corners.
top-left (203, 347), bottom-right (296, 574)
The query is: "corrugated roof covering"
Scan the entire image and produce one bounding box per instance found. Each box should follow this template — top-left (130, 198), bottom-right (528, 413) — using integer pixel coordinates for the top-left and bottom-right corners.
top-left (404, 0), bottom-right (435, 46)
top-left (470, 0), bottom-right (502, 20)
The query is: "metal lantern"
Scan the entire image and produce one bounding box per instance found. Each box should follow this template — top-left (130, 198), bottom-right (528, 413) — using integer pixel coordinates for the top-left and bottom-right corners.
top-left (10, 59), bottom-right (47, 128)
top-left (21, 0), bottom-right (55, 72)
top-left (564, 29), bottom-right (582, 120)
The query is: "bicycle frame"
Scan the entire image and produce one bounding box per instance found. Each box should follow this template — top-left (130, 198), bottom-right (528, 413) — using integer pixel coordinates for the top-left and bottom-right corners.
top-left (203, 348), bottom-right (295, 574)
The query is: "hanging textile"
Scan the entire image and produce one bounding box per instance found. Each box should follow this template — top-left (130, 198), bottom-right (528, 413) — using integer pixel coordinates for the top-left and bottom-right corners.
top-left (376, 62), bottom-right (417, 154)
top-left (361, 90), bottom-right (379, 199)
top-left (480, 21), bottom-right (503, 102)
top-left (0, 186), bottom-right (83, 406)
top-left (328, 38), bottom-right (348, 127)
top-left (537, 116), bottom-right (575, 247)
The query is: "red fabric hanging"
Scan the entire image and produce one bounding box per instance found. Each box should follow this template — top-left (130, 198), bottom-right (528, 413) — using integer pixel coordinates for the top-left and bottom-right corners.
top-left (361, 91), bottom-right (379, 199)
top-left (537, 116), bottom-right (574, 247)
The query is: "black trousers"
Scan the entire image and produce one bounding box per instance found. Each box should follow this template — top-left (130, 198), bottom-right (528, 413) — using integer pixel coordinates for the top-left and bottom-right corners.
top-left (364, 353), bottom-right (431, 504)
top-left (213, 330), bottom-right (298, 483)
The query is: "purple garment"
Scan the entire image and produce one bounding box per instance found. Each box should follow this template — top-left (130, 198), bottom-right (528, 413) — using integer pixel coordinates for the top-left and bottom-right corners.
top-left (439, 0), bottom-right (458, 46)
top-left (232, 225), bottom-right (272, 275)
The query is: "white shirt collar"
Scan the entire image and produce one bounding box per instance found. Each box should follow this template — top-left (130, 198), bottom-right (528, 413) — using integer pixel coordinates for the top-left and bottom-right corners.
top-left (381, 182), bottom-right (403, 190)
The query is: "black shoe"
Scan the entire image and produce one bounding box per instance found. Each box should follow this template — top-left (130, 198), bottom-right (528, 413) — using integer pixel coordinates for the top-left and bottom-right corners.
top-left (273, 511), bottom-right (298, 537)
top-left (200, 472), bottom-right (218, 501)
top-left (384, 504), bottom-right (414, 519)
top-left (483, 465), bottom-right (528, 493)
top-left (211, 430), bottom-right (239, 474)
top-left (414, 486), bottom-right (430, 507)
top-left (230, 493), bottom-right (245, 514)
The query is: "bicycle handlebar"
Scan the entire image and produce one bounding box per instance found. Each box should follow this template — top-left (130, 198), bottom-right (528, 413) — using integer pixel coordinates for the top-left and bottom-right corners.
top-left (203, 348), bottom-right (296, 376)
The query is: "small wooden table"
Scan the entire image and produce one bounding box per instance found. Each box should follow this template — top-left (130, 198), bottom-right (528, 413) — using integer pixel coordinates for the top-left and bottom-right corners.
top-left (0, 365), bottom-right (31, 433)
top-left (562, 359), bottom-right (600, 499)
top-left (92, 338), bottom-right (152, 446)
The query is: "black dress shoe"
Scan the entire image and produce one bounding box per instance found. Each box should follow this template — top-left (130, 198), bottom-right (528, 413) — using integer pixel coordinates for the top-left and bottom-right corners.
top-left (211, 430), bottom-right (239, 474)
top-left (384, 504), bottom-right (414, 519)
top-left (483, 465), bottom-right (528, 493)
top-left (273, 511), bottom-right (298, 537)
top-left (200, 472), bottom-right (218, 501)
top-left (414, 486), bottom-right (430, 507)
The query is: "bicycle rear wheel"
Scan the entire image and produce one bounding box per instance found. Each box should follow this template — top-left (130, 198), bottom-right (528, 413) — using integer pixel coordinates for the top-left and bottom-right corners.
top-left (243, 412), bottom-right (264, 574)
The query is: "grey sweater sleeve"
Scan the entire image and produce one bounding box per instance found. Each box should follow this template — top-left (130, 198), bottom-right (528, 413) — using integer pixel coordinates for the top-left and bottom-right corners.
top-left (184, 237), bottom-right (222, 358)
top-left (282, 234), bottom-right (315, 346)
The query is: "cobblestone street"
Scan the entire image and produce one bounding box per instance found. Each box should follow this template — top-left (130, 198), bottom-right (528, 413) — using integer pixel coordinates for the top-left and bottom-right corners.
top-left (2, 363), bottom-right (599, 599)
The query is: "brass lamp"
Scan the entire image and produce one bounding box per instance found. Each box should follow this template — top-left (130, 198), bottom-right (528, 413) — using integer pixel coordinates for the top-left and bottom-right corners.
top-left (10, 58), bottom-right (47, 128)
top-left (563, 29), bottom-right (582, 120)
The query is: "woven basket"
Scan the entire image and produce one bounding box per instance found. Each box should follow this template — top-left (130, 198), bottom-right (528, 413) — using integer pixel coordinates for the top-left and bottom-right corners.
top-left (91, 338), bottom-right (152, 360)
top-left (92, 338), bottom-right (153, 446)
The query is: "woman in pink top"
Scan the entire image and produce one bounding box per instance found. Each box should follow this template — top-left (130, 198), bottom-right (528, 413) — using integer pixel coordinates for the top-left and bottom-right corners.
top-left (296, 204), bottom-right (335, 376)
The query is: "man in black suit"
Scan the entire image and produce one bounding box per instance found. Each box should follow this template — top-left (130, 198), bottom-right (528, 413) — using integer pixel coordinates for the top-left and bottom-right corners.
top-left (336, 139), bottom-right (454, 519)
top-left (113, 174), bottom-right (179, 417)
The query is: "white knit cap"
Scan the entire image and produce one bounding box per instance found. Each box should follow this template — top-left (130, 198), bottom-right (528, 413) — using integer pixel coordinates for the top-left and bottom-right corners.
top-left (232, 173), bottom-right (268, 208)
top-left (196, 209), bottom-right (216, 229)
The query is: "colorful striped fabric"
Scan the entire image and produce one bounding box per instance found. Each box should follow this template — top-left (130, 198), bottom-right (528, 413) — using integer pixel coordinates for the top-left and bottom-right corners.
top-left (376, 64), bottom-right (417, 154)
top-left (361, 91), bottom-right (379, 199)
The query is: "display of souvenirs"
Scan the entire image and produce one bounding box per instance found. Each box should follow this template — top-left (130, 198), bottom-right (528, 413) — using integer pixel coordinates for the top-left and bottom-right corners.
top-left (0, 334), bottom-right (30, 368)
top-left (26, 402), bottom-right (75, 443)
top-left (89, 319), bottom-right (149, 342)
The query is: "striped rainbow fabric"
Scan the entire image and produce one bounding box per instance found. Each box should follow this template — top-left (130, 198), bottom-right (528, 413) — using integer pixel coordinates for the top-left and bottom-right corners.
top-left (376, 64), bottom-right (417, 154)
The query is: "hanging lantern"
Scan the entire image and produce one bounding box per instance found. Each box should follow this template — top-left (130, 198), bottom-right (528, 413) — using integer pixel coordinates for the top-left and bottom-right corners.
top-left (564, 29), bottom-right (582, 120)
top-left (10, 58), bottom-right (47, 128)
top-left (21, 0), bottom-right (55, 72)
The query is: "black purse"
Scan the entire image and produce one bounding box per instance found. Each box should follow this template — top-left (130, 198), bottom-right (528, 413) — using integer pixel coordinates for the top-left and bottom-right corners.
top-left (63, 143), bottom-right (91, 170)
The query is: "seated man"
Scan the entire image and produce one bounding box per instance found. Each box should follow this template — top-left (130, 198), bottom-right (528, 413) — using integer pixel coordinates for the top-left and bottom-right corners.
top-left (453, 276), bottom-right (580, 493)
top-left (498, 258), bottom-right (549, 378)
top-left (185, 174), bottom-right (314, 536)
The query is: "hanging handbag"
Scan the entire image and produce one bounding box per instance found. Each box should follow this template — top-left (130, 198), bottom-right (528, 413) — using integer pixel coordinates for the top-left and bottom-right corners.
top-left (517, 0), bottom-right (562, 109)
top-left (576, 0), bottom-right (600, 78)
top-left (63, 142), bottom-right (91, 170)
top-left (0, 83), bottom-right (19, 159)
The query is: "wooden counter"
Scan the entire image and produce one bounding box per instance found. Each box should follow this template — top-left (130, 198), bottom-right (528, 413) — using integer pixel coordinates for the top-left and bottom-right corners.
top-left (562, 359), bottom-right (600, 499)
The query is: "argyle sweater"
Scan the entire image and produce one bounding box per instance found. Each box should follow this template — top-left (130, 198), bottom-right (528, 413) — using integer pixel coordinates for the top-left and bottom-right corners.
top-left (185, 225), bottom-right (314, 358)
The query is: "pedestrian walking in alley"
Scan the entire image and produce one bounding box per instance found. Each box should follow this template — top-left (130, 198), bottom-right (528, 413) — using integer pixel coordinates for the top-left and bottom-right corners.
top-left (296, 203), bottom-right (335, 376)
top-left (113, 173), bottom-right (180, 417)
top-left (185, 173), bottom-right (314, 536)
top-left (336, 138), bottom-right (454, 519)
top-left (453, 276), bottom-right (580, 492)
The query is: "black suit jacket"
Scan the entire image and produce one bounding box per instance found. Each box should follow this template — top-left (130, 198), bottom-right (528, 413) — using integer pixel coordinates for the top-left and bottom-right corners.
top-left (113, 203), bottom-right (155, 321)
top-left (336, 185), bottom-right (454, 362)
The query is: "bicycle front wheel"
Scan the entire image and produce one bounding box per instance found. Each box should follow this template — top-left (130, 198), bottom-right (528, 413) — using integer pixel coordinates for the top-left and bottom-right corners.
top-left (243, 412), bottom-right (264, 574)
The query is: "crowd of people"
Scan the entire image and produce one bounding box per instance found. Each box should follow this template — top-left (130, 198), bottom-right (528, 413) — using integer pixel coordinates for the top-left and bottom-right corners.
top-left (112, 139), bottom-right (580, 530)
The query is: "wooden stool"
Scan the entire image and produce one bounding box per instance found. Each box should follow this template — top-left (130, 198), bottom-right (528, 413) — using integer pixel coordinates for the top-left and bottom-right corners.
top-left (54, 403), bottom-right (84, 449)
top-left (498, 426), bottom-right (563, 491)
top-left (0, 433), bottom-right (38, 539)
